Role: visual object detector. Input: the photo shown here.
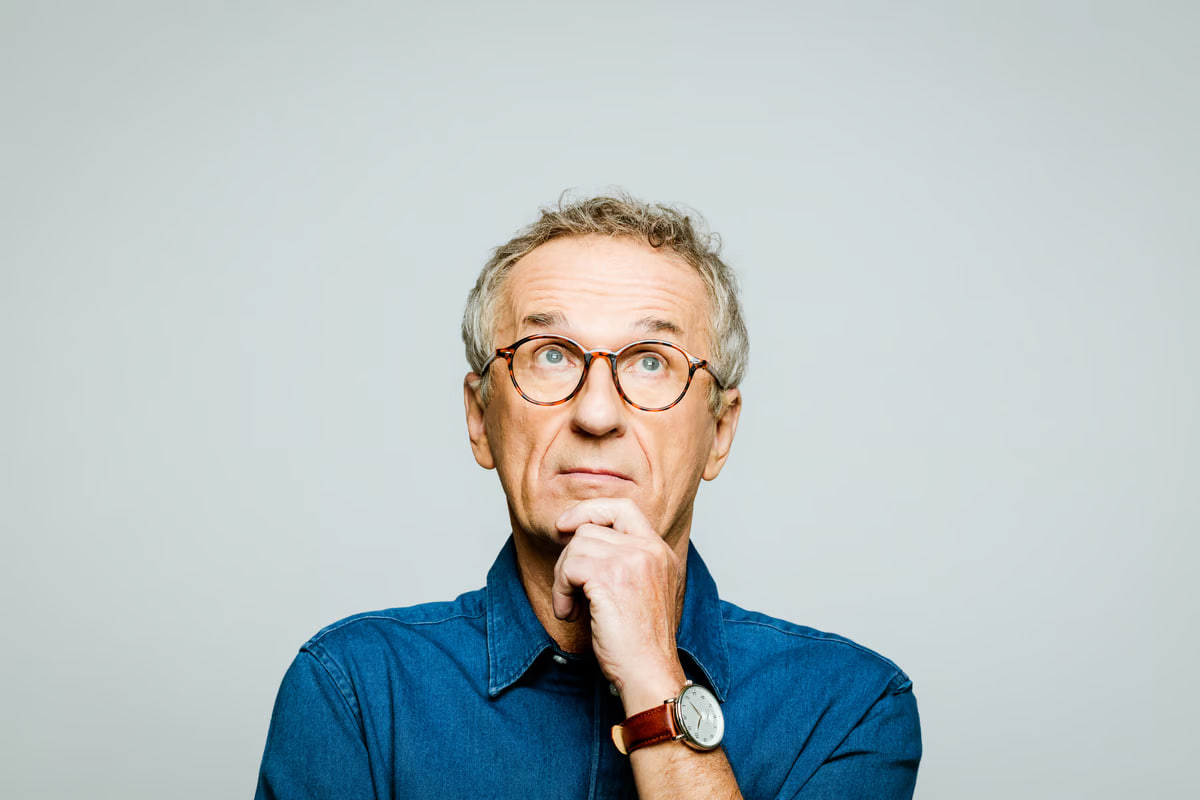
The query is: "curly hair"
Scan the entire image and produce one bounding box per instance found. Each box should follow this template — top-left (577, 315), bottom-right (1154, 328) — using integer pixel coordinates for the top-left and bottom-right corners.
top-left (462, 192), bottom-right (749, 415)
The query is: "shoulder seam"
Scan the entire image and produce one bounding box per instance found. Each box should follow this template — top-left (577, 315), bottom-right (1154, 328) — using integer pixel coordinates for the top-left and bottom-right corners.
top-left (296, 647), bottom-right (364, 728)
top-left (309, 608), bottom-right (486, 644)
top-left (722, 616), bottom-right (909, 679)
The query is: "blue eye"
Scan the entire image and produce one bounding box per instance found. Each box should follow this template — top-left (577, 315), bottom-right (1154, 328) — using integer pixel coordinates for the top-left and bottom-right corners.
top-left (640, 355), bottom-right (662, 372)
top-left (534, 346), bottom-right (573, 368)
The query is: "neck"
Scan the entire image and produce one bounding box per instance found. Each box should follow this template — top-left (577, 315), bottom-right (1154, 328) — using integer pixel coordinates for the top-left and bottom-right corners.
top-left (511, 529), bottom-right (690, 654)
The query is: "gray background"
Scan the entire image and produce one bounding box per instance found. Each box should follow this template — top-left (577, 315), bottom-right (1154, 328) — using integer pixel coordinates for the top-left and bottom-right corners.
top-left (2, 2), bottom-right (1197, 798)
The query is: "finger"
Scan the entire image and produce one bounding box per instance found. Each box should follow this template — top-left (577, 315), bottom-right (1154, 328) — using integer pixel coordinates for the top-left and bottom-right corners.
top-left (555, 498), bottom-right (657, 539)
top-left (551, 580), bottom-right (578, 622)
top-left (550, 524), bottom-right (620, 621)
top-left (551, 540), bottom-right (587, 621)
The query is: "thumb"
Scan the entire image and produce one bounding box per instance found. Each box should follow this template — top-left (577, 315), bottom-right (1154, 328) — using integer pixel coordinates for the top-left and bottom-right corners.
top-left (551, 557), bottom-right (581, 622)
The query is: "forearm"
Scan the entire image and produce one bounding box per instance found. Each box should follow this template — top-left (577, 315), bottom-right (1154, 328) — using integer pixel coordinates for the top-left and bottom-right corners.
top-left (630, 743), bottom-right (743, 800)
top-left (619, 661), bottom-right (744, 800)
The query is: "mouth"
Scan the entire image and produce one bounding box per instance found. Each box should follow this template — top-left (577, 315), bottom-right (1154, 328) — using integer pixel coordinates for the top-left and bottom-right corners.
top-left (558, 467), bottom-right (633, 482)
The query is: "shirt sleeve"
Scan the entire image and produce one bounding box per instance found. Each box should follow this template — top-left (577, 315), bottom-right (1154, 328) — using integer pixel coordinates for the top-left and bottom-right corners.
top-left (791, 678), bottom-right (922, 799)
top-left (255, 649), bottom-right (377, 800)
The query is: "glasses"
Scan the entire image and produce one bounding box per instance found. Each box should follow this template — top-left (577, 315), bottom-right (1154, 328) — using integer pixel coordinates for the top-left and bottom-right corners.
top-left (481, 334), bottom-right (723, 412)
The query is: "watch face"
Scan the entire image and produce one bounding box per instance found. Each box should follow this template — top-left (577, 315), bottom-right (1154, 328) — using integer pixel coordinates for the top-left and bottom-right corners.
top-left (675, 684), bottom-right (724, 749)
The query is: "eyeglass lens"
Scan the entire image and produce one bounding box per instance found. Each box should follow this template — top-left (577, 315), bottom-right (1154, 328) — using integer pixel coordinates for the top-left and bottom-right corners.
top-left (511, 339), bottom-right (691, 408)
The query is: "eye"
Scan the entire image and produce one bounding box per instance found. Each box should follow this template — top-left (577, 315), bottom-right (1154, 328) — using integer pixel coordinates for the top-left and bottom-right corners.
top-left (624, 349), bottom-right (670, 375)
top-left (620, 345), bottom-right (679, 382)
top-left (639, 354), bottom-right (664, 372)
top-left (531, 344), bottom-right (576, 368)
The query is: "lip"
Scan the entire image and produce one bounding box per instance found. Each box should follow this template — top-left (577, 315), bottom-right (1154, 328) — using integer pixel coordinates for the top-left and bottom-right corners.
top-left (558, 467), bottom-right (633, 481)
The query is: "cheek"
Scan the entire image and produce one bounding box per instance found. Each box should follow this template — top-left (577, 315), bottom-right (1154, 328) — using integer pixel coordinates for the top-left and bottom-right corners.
top-left (682, 415), bottom-right (718, 474)
top-left (482, 400), bottom-right (517, 470)
top-left (648, 416), bottom-right (713, 485)
top-left (486, 402), bottom-right (549, 480)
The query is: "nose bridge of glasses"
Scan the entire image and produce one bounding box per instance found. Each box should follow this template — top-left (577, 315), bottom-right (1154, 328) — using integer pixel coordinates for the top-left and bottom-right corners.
top-left (587, 347), bottom-right (621, 370)
top-left (578, 348), bottom-right (624, 394)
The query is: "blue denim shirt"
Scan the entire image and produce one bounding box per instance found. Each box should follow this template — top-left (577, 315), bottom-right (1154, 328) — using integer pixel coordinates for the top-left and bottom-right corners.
top-left (256, 538), bottom-right (920, 799)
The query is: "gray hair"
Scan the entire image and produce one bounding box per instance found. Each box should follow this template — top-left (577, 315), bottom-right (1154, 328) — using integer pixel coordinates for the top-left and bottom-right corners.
top-left (462, 192), bottom-right (749, 415)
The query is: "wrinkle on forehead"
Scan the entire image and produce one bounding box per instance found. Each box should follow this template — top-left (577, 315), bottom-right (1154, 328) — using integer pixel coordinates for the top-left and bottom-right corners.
top-left (496, 236), bottom-right (710, 352)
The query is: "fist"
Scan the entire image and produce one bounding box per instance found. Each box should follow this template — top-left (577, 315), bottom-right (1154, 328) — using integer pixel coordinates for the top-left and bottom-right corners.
top-left (552, 498), bottom-right (688, 713)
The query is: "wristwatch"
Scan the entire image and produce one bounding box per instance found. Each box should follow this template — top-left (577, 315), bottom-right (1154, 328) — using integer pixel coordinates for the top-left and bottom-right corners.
top-left (611, 681), bottom-right (724, 754)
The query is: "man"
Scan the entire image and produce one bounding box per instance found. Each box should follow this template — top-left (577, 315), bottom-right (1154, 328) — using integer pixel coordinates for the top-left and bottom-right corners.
top-left (255, 194), bottom-right (921, 799)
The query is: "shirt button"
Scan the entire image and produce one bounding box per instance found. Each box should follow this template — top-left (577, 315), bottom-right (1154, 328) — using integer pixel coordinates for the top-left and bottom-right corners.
top-left (552, 654), bottom-right (568, 665)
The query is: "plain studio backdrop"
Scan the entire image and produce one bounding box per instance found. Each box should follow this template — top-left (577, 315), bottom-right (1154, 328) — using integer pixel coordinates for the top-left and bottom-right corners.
top-left (2, 2), bottom-right (1196, 798)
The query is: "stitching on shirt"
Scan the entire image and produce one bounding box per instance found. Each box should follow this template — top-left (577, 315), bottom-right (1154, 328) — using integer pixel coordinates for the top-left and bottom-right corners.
top-left (309, 609), bottom-right (486, 645)
top-left (721, 616), bottom-right (908, 680)
top-left (586, 681), bottom-right (602, 800)
top-left (300, 646), bottom-right (365, 728)
top-left (487, 580), bottom-right (556, 695)
top-left (515, 647), bottom-right (548, 680)
top-left (676, 645), bottom-right (728, 703)
top-left (791, 682), bottom-right (913, 795)
top-left (490, 642), bottom-right (554, 695)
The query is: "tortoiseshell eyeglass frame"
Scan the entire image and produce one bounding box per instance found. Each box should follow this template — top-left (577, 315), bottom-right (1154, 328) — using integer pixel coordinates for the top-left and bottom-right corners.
top-left (480, 334), bottom-right (724, 412)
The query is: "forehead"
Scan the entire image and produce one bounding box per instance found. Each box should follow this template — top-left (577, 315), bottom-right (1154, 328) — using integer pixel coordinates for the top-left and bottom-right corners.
top-left (496, 235), bottom-right (711, 350)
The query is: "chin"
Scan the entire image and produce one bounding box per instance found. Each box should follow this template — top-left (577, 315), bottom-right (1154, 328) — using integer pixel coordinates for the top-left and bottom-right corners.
top-left (567, 483), bottom-right (635, 500)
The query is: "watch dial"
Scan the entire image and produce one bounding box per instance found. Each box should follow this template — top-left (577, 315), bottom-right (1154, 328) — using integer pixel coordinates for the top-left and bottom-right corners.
top-left (677, 685), bottom-right (724, 748)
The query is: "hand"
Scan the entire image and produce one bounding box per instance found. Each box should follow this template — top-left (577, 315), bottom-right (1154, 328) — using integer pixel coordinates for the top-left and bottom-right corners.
top-left (552, 497), bottom-right (687, 713)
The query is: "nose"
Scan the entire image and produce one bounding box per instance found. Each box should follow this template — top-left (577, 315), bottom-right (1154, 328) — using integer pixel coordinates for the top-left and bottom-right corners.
top-left (569, 354), bottom-right (627, 437)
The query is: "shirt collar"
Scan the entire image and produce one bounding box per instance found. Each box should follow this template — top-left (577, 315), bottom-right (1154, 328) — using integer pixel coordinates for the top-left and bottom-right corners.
top-left (676, 541), bottom-right (731, 701)
top-left (485, 536), bottom-right (557, 697)
top-left (485, 535), bottom-right (731, 701)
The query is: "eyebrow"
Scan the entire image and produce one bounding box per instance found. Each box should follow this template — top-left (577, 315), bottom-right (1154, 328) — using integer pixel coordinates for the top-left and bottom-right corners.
top-left (523, 311), bottom-right (566, 329)
top-left (635, 316), bottom-right (684, 337)
top-left (521, 312), bottom-right (685, 338)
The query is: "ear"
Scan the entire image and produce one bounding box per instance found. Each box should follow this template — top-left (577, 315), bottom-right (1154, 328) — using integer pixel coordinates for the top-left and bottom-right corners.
top-left (703, 388), bottom-right (741, 481)
top-left (464, 373), bottom-right (495, 470)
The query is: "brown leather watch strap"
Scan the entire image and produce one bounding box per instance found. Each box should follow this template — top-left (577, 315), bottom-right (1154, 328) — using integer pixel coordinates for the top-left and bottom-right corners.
top-left (611, 701), bottom-right (679, 755)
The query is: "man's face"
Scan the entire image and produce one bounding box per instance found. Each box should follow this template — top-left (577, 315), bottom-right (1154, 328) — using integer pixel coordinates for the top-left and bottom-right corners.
top-left (464, 235), bottom-right (741, 557)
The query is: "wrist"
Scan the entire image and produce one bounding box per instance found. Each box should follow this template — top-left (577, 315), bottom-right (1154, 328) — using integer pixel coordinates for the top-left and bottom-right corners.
top-left (612, 680), bottom-right (726, 755)
top-left (615, 662), bottom-right (687, 717)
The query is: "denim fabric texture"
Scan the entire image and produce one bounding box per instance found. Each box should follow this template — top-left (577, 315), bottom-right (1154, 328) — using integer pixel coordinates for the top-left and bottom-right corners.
top-left (255, 537), bottom-right (921, 799)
